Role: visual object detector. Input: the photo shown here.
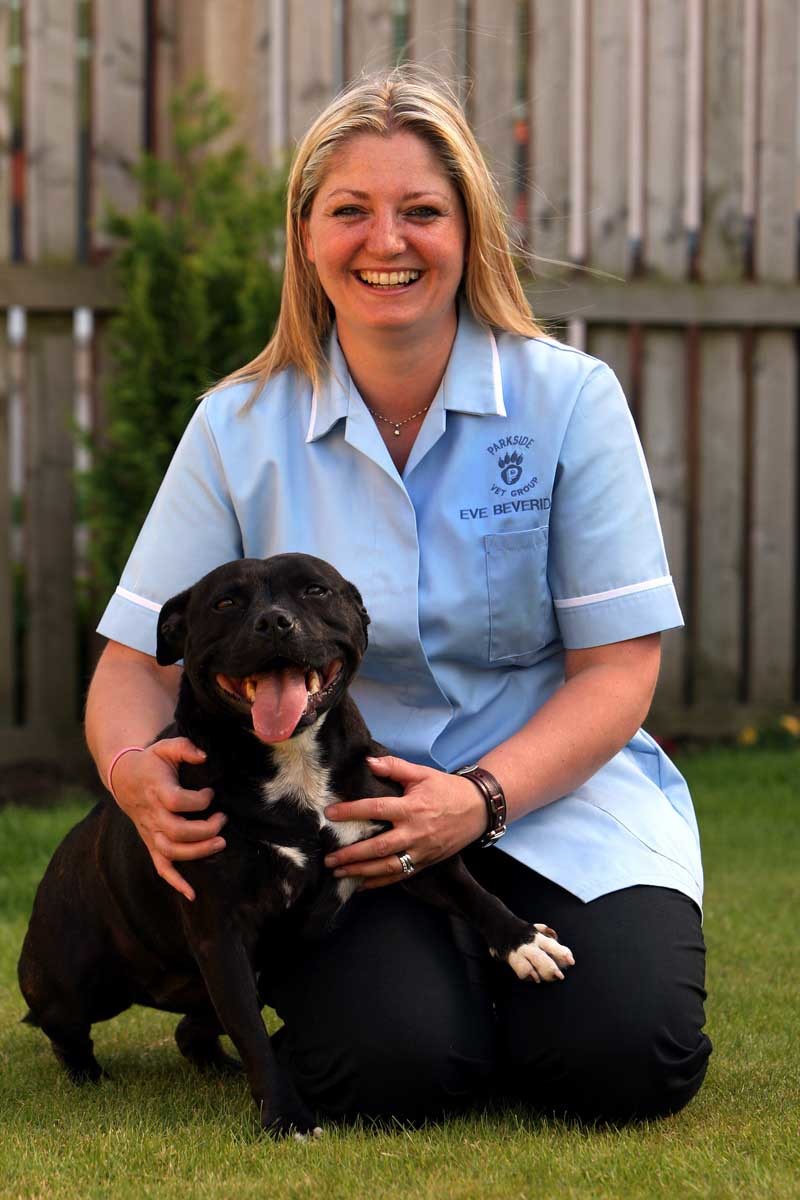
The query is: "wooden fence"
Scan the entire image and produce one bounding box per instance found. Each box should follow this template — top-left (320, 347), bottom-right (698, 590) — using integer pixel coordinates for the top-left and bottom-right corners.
top-left (1, 0), bottom-right (799, 771)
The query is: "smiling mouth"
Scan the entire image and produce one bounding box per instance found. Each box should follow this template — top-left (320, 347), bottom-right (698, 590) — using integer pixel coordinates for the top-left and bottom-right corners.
top-left (215, 658), bottom-right (344, 743)
top-left (356, 269), bottom-right (422, 288)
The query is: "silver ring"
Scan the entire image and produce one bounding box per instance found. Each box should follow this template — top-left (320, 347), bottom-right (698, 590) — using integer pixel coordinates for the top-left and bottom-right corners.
top-left (398, 852), bottom-right (415, 876)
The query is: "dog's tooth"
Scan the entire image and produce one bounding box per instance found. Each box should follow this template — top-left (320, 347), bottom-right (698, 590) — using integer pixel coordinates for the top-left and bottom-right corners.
top-left (243, 678), bottom-right (257, 702)
top-left (307, 670), bottom-right (322, 695)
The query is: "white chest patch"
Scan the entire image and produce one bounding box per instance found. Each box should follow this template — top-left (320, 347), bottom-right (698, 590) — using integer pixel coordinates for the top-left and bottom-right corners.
top-left (261, 726), bottom-right (380, 850)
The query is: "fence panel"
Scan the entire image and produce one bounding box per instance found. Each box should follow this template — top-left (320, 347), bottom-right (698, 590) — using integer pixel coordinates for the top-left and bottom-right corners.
top-left (750, 0), bottom-right (798, 705)
top-left (92, 0), bottom-right (145, 253)
top-left (640, 0), bottom-right (691, 710)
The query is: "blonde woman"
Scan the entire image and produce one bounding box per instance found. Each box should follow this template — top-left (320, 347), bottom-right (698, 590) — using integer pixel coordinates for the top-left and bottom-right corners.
top-left (87, 68), bottom-right (711, 1124)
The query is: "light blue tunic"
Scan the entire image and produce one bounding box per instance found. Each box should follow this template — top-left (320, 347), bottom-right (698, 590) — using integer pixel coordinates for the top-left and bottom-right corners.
top-left (98, 306), bottom-right (703, 909)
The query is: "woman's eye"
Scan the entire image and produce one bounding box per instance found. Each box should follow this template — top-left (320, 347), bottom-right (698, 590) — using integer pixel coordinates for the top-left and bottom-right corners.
top-left (305, 585), bottom-right (329, 598)
top-left (407, 206), bottom-right (440, 219)
top-left (214, 598), bottom-right (236, 611)
top-left (332, 206), bottom-right (363, 217)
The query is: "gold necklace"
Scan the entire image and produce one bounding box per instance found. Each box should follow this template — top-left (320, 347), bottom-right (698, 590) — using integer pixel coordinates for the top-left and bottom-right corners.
top-left (365, 400), bottom-right (434, 437)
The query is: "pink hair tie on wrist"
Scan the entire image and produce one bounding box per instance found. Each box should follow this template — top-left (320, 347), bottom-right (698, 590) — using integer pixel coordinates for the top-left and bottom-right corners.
top-left (108, 746), bottom-right (145, 800)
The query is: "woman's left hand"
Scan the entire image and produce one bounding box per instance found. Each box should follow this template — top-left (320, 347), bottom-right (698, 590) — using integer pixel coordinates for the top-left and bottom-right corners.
top-left (323, 755), bottom-right (488, 889)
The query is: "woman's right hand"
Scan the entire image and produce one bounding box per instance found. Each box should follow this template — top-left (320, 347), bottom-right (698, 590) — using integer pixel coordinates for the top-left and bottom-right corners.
top-left (109, 738), bottom-right (227, 902)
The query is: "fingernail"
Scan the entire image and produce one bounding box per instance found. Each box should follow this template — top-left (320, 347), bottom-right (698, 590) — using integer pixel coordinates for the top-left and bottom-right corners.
top-left (212, 839), bottom-right (226, 851)
top-left (333, 869), bottom-right (346, 878)
top-left (324, 855), bottom-right (336, 867)
top-left (218, 814), bottom-right (228, 827)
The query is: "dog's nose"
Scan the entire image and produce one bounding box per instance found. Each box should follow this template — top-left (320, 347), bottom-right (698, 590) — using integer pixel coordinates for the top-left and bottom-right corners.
top-left (254, 608), bottom-right (296, 637)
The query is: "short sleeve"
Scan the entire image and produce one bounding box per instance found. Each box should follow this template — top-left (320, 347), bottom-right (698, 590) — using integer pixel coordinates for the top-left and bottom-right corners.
top-left (96, 398), bottom-right (243, 654)
top-left (548, 364), bottom-right (683, 649)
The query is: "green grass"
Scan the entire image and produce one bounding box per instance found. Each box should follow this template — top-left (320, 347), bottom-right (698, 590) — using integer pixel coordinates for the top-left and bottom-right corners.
top-left (0, 750), bottom-right (798, 1199)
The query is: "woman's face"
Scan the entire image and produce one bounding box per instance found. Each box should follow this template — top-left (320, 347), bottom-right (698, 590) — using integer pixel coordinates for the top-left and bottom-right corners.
top-left (303, 131), bottom-right (468, 344)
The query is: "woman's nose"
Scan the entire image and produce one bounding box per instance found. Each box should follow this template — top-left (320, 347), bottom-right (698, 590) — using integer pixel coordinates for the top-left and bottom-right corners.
top-left (365, 211), bottom-right (406, 257)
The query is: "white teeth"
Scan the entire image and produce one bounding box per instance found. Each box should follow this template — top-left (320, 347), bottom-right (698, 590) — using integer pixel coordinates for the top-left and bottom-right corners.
top-left (358, 269), bottom-right (420, 286)
top-left (307, 670), bottom-right (322, 695)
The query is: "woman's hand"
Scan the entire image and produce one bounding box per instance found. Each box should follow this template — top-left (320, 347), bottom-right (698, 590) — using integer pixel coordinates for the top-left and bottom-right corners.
top-left (323, 755), bottom-right (488, 889)
top-left (110, 738), bottom-right (227, 902)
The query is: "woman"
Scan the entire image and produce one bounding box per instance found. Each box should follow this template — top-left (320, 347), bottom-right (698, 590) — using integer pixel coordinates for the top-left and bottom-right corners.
top-left (86, 67), bottom-right (711, 1125)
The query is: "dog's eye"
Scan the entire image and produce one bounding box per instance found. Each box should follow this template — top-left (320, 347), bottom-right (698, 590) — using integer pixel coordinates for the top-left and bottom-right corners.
top-left (304, 585), bottom-right (329, 598)
top-left (214, 597), bottom-right (236, 611)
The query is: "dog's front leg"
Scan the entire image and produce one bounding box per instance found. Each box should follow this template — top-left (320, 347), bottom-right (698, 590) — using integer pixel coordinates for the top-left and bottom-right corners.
top-left (404, 857), bottom-right (574, 983)
top-left (183, 919), bottom-right (320, 1139)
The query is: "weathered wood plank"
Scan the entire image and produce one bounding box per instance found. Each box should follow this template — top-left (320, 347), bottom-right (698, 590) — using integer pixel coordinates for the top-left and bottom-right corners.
top-left (347, 0), bottom-right (395, 77)
top-left (695, 333), bottom-right (744, 702)
top-left (643, 1), bottom-right (690, 709)
top-left (588, 0), bottom-right (629, 273)
top-left (586, 5), bottom-right (629, 396)
top-left (287, 0), bottom-right (335, 146)
top-left (409, 0), bottom-right (461, 80)
top-left (24, 320), bottom-right (78, 733)
top-left (92, 0), bottom-right (145, 252)
top-left (4, 264), bottom-right (800, 327)
top-left (0, 331), bottom-right (13, 723)
top-left (641, 332), bottom-right (689, 709)
top-left (201, 0), bottom-right (275, 160)
top-left (749, 0), bottom-right (798, 704)
top-left (25, 0), bottom-right (79, 259)
top-left (0, 1), bottom-right (11, 262)
top-left (702, 0), bottom-right (745, 280)
top-left (0, 724), bottom-right (87, 769)
top-left (529, 0), bottom-right (571, 274)
top-left (469, 0), bottom-right (518, 221)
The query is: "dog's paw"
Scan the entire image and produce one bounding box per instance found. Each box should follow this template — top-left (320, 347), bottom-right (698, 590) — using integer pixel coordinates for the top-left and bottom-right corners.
top-left (263, 1108), bottom-right (322, 1140)
top-left (505, 924), bottom-right (575, 983)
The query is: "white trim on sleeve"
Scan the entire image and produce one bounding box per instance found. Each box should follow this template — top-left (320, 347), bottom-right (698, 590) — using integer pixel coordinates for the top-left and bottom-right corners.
top-left (115, 586), bottom-right (163, 613)
top-left (554, 575), bottom-right (673, 609)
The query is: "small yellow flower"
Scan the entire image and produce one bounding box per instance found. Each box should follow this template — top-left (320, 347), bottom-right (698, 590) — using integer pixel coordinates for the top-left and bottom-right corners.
top-left (737, 725), bottom-right (759, 747)
top-left (778, 714), bottom-right (800, 737)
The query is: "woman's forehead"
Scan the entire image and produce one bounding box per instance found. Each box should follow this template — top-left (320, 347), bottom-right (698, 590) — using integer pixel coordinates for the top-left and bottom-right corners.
top-left (315, 130), bottom-right (455, 196)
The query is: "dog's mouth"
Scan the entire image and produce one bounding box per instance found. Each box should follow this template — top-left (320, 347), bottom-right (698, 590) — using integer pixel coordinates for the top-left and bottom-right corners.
top-left (215, 658), bottom-right (344, 743)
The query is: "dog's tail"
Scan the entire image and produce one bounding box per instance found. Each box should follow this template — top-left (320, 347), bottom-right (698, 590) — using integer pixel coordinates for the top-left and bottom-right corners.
top-left (20, 1009), bottom-right (39, 1027)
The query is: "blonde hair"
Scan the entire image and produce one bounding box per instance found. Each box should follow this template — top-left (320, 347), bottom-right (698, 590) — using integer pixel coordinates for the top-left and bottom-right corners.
top-left (212, 65), bottom-right (543, 399)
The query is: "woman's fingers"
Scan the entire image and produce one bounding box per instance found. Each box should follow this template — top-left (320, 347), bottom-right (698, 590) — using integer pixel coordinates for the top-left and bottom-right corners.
top-left (150, 850), bottom-right (197, 903)
top-left (151, 830), bottom-right (227, 861)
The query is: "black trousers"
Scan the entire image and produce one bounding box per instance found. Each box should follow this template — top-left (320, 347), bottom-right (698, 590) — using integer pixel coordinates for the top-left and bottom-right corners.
top-left (263, 849), bottom-right (712, 1125)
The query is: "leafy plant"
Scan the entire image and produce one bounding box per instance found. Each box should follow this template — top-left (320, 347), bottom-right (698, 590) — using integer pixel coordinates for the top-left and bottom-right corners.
top-left (81, 80), bottom-right (284, 602)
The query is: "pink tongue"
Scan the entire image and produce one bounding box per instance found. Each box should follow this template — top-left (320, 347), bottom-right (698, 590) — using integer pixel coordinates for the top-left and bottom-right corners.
top-left (251, 668), bottom-right (308, 743)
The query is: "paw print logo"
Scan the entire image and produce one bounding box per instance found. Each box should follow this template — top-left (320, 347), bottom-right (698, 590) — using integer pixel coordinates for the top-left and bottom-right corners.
top-left (498, 451), bottom-right (524, 486)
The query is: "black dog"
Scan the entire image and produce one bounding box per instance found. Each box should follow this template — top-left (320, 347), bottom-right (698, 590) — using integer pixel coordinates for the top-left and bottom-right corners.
top-left (19, 554), bottom-right (573, 1137)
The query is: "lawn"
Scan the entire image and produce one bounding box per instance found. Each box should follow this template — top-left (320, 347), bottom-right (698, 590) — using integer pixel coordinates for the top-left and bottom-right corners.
top-left (0, 749), bottom-right (797, 1199)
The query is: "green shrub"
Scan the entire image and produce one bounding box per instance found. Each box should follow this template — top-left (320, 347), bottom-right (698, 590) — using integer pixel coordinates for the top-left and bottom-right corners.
top-left (82, 80), bottom-right (284, 602)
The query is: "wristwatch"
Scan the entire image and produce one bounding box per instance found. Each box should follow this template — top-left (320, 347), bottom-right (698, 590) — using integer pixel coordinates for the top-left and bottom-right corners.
top-left (453, 764), bottom-right (507, 847)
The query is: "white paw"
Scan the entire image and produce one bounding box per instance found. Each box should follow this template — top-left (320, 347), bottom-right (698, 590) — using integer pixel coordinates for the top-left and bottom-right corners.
top-left (506, 924), bottom-right (575, 983)
top-left (292, 1126), bottom-right (324, 1142)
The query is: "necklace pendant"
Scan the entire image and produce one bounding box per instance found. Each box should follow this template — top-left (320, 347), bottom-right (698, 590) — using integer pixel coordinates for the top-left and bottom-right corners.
top-left (393, 427), bottom-right (401, 437)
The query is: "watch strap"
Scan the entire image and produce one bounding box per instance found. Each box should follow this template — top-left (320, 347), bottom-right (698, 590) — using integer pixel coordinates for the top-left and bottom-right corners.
top-left (453, 764), bottom-right (507, 847)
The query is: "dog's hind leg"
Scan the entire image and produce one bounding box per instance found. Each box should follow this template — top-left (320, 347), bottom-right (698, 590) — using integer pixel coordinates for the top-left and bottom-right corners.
top-left (175, 1009), bottom-right (243, 1075)
top-left (36, 1017), bottom-right (104, 1083)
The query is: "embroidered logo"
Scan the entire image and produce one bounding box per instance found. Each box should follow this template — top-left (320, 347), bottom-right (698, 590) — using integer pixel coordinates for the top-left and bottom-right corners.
top-left (498, 451), bottom-right (523, 486)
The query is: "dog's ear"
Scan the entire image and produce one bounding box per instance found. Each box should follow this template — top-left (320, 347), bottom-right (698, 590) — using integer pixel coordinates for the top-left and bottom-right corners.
top-left (156, 587), bottom-right (192, 665)
top-left (347, 582), bottom-right (370, 646)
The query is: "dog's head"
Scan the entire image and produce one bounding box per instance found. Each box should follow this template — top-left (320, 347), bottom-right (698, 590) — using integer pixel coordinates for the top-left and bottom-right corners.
top-left (156, 554), bottom-right (370, 743)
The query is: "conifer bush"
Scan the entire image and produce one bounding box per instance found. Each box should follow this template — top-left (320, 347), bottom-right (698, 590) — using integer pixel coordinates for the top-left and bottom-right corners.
top-left (83, 81), bottom-right (284, 601)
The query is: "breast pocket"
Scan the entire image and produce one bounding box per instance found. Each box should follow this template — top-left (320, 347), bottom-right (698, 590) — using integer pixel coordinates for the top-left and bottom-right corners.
top-left (484, 527), bottom-right (557, 661)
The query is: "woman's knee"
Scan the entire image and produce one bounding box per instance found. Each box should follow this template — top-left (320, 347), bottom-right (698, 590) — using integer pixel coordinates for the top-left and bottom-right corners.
top-left (504, 1019), bottom-right (713, 1123)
